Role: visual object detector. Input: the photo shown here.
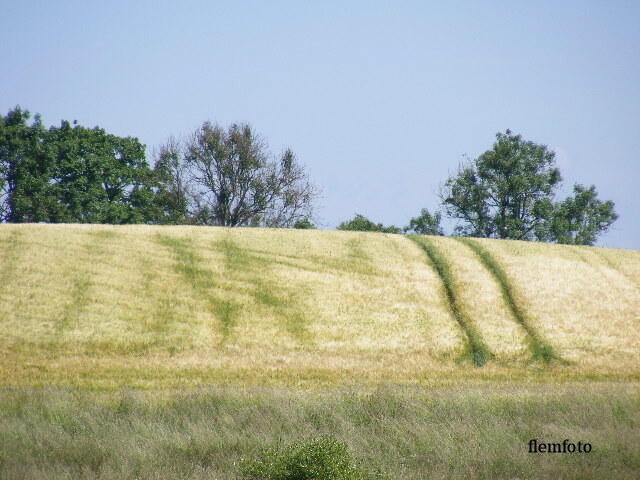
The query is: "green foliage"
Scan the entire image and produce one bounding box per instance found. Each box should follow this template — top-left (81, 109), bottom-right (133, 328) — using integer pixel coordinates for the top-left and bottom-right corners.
top-left (404, 208), bottom-right (443, 235)
top-left (548, 184), bottom-right (618, 246)
top-left (440, 130), bottom-right (618, 245)
top-left (0, 106), bottom-right (47, 222)
top-left (441, 129), bottom-right (561, 240)
top-left (337, 214), bottom-right (401, 234)
top-left (158, 122), bottom-right (317, 227)
top-left (293, 218), bottom-right (316, 229)
top-left (409, 235), bottom-right (492, 366)
top-left (0, 106), bottom-right (158, 224)
top-left (239, 435), bottom-right (382, 480)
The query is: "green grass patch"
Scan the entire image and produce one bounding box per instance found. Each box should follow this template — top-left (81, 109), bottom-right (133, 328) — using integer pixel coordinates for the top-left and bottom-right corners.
top-left (157, 235), bottom-right (210, 289)
top-left (457, 238), bottom-right (559, 363)
top-left (1, 384), bottom-right (638, 479)
top-left (409, 235), bottom-right (493, 366)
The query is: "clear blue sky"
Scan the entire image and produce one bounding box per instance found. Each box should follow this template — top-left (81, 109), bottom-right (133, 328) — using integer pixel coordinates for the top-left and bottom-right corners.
top-left (2, 1), bottom-right (638, 249)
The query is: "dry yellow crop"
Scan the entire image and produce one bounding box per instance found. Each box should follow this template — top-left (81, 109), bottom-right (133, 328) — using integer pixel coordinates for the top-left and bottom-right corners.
top-left (0, 224), bottom-right (638, 388)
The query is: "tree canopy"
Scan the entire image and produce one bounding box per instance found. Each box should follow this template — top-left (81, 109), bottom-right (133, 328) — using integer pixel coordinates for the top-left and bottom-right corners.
top-left (441, 130), bottom-right (561, 240)
top-left (404, 208), bottom-right (443, 235)
top-left (0, 106), bottom-right (158, 224)
top-left (1, 107), bottom-right (619, 245)
top-left (440, 130), bottom-right (617, 245)
top-left (155, 122), bottom-right (317, 227)
top-left (547, 184), bottom-right (618, 245)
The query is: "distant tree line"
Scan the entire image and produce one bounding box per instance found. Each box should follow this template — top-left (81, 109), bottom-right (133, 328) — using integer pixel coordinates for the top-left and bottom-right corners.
top-left (1, 107), bottom-right (617, 245)
top-left (338, 130), bottom-right (617, 246)
top-left (0, 107), bottom-right (316, 227)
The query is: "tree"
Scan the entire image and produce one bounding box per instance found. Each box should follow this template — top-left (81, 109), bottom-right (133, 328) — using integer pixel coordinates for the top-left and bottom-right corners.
top-left (0, 106), bottom-right (158, 224)
top-left (337, 214), bottom-right (402, 233)
top-left (441, 130), bottom-right (561, 240)
top-left (153, 137), bottom-right (191, 224)
top-left (440, 130), bottom-right (617, 244)
top-left (404, 208), bottom-right (443, 235)
top-left (160, 121), bottom-right (317, 227)
top-left (0, 107), bottom-right (49, 222)
top-left (547, 184), bottom-right (618, 245)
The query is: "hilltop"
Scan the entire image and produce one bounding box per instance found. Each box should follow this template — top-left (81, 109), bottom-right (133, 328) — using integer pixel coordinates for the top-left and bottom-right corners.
top-left (1, 224), bottom-right (638, 388)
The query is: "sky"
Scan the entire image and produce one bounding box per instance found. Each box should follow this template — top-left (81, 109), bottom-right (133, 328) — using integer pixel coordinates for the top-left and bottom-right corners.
top-left (2, 0), bottom-right (639, 249)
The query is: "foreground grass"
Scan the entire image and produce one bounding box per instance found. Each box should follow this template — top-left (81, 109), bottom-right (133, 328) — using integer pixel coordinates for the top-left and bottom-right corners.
top-left (1, 384), bottom-right (638, 480)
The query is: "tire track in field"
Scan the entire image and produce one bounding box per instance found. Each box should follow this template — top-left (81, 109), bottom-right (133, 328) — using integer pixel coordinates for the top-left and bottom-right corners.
top-left (585, 247), bottom-right (640, 291)
top-left (155, 234), bottom-right (238, 344)
top-left (215, 238), bottom-right (311, 342)
top-left (57, 229), bottom-right (119, 332)
top-left (456, 238), bottom-right (559, 363)
top-left (409, 235), bottom-right (493, 367)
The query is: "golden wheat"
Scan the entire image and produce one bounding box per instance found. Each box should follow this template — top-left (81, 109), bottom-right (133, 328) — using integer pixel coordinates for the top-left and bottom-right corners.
top-left (0, 224), bottom-right (638, 388)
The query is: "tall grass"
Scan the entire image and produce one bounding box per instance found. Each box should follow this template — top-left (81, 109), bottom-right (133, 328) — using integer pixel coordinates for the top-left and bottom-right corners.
top-left (409, 235), bottom-right (492, 366)
top-left (457, 238), bottom-right (558, 363)
top-left (1, 384), bottom-right (638, 479)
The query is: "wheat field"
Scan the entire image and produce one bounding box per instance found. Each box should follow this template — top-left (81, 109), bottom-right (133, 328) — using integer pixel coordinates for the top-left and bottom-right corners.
top-left (1, 223), bottom-right (638, 389)
top-left (2, 224), bottom-right (640, 479)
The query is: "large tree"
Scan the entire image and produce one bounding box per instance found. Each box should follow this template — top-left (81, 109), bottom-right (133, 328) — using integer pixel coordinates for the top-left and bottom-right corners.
top-left (0, 107), bottom-right (48, 222)
top-left (157, 121), bottom-right (317, 227)
top-left (440, 130), bottom-right (617, 244)
top-left (0, 106), bottom-right (158, 223)
top-left (441, 130), bottom-right (561, 240)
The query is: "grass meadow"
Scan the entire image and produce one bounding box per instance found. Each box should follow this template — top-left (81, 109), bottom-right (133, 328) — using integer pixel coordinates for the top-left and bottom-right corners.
top-left (2, 384), bottom-right (639, 480)
top-left (1, 224), bottom-right (639, 478)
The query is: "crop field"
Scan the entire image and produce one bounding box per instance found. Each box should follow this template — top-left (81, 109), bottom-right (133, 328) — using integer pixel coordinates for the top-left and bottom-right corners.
top-left (1, 224), bottom-right (639, 479)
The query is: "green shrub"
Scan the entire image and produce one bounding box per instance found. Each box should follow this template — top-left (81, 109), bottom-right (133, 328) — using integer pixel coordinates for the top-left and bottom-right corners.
top-left (293, 218), bottom-right (316, 229)
top-left (239, 435), bottom-right (384, 480)
top-left (337, 214), bottom-right (401, 234)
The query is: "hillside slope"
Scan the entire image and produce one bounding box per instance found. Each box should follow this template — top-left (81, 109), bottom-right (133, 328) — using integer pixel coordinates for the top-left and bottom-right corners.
top-left (1, 224), bottom-right (638, 388)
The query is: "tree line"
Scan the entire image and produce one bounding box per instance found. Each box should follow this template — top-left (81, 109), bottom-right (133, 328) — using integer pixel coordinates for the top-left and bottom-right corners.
top-left (1, 107), bottom-right (617, 245)
top-left (339, 130), bottom-right (617, 246)
top-left (0, 107), bottom-right (315, 227)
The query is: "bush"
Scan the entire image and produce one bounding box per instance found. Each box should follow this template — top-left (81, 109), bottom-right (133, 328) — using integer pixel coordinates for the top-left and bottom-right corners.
top-left (293, 218), bottom-right (316, 229)
top-left (238, 435), bottom-right (384, 480)
top-left (337, 214), bottom-right (401, 234)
